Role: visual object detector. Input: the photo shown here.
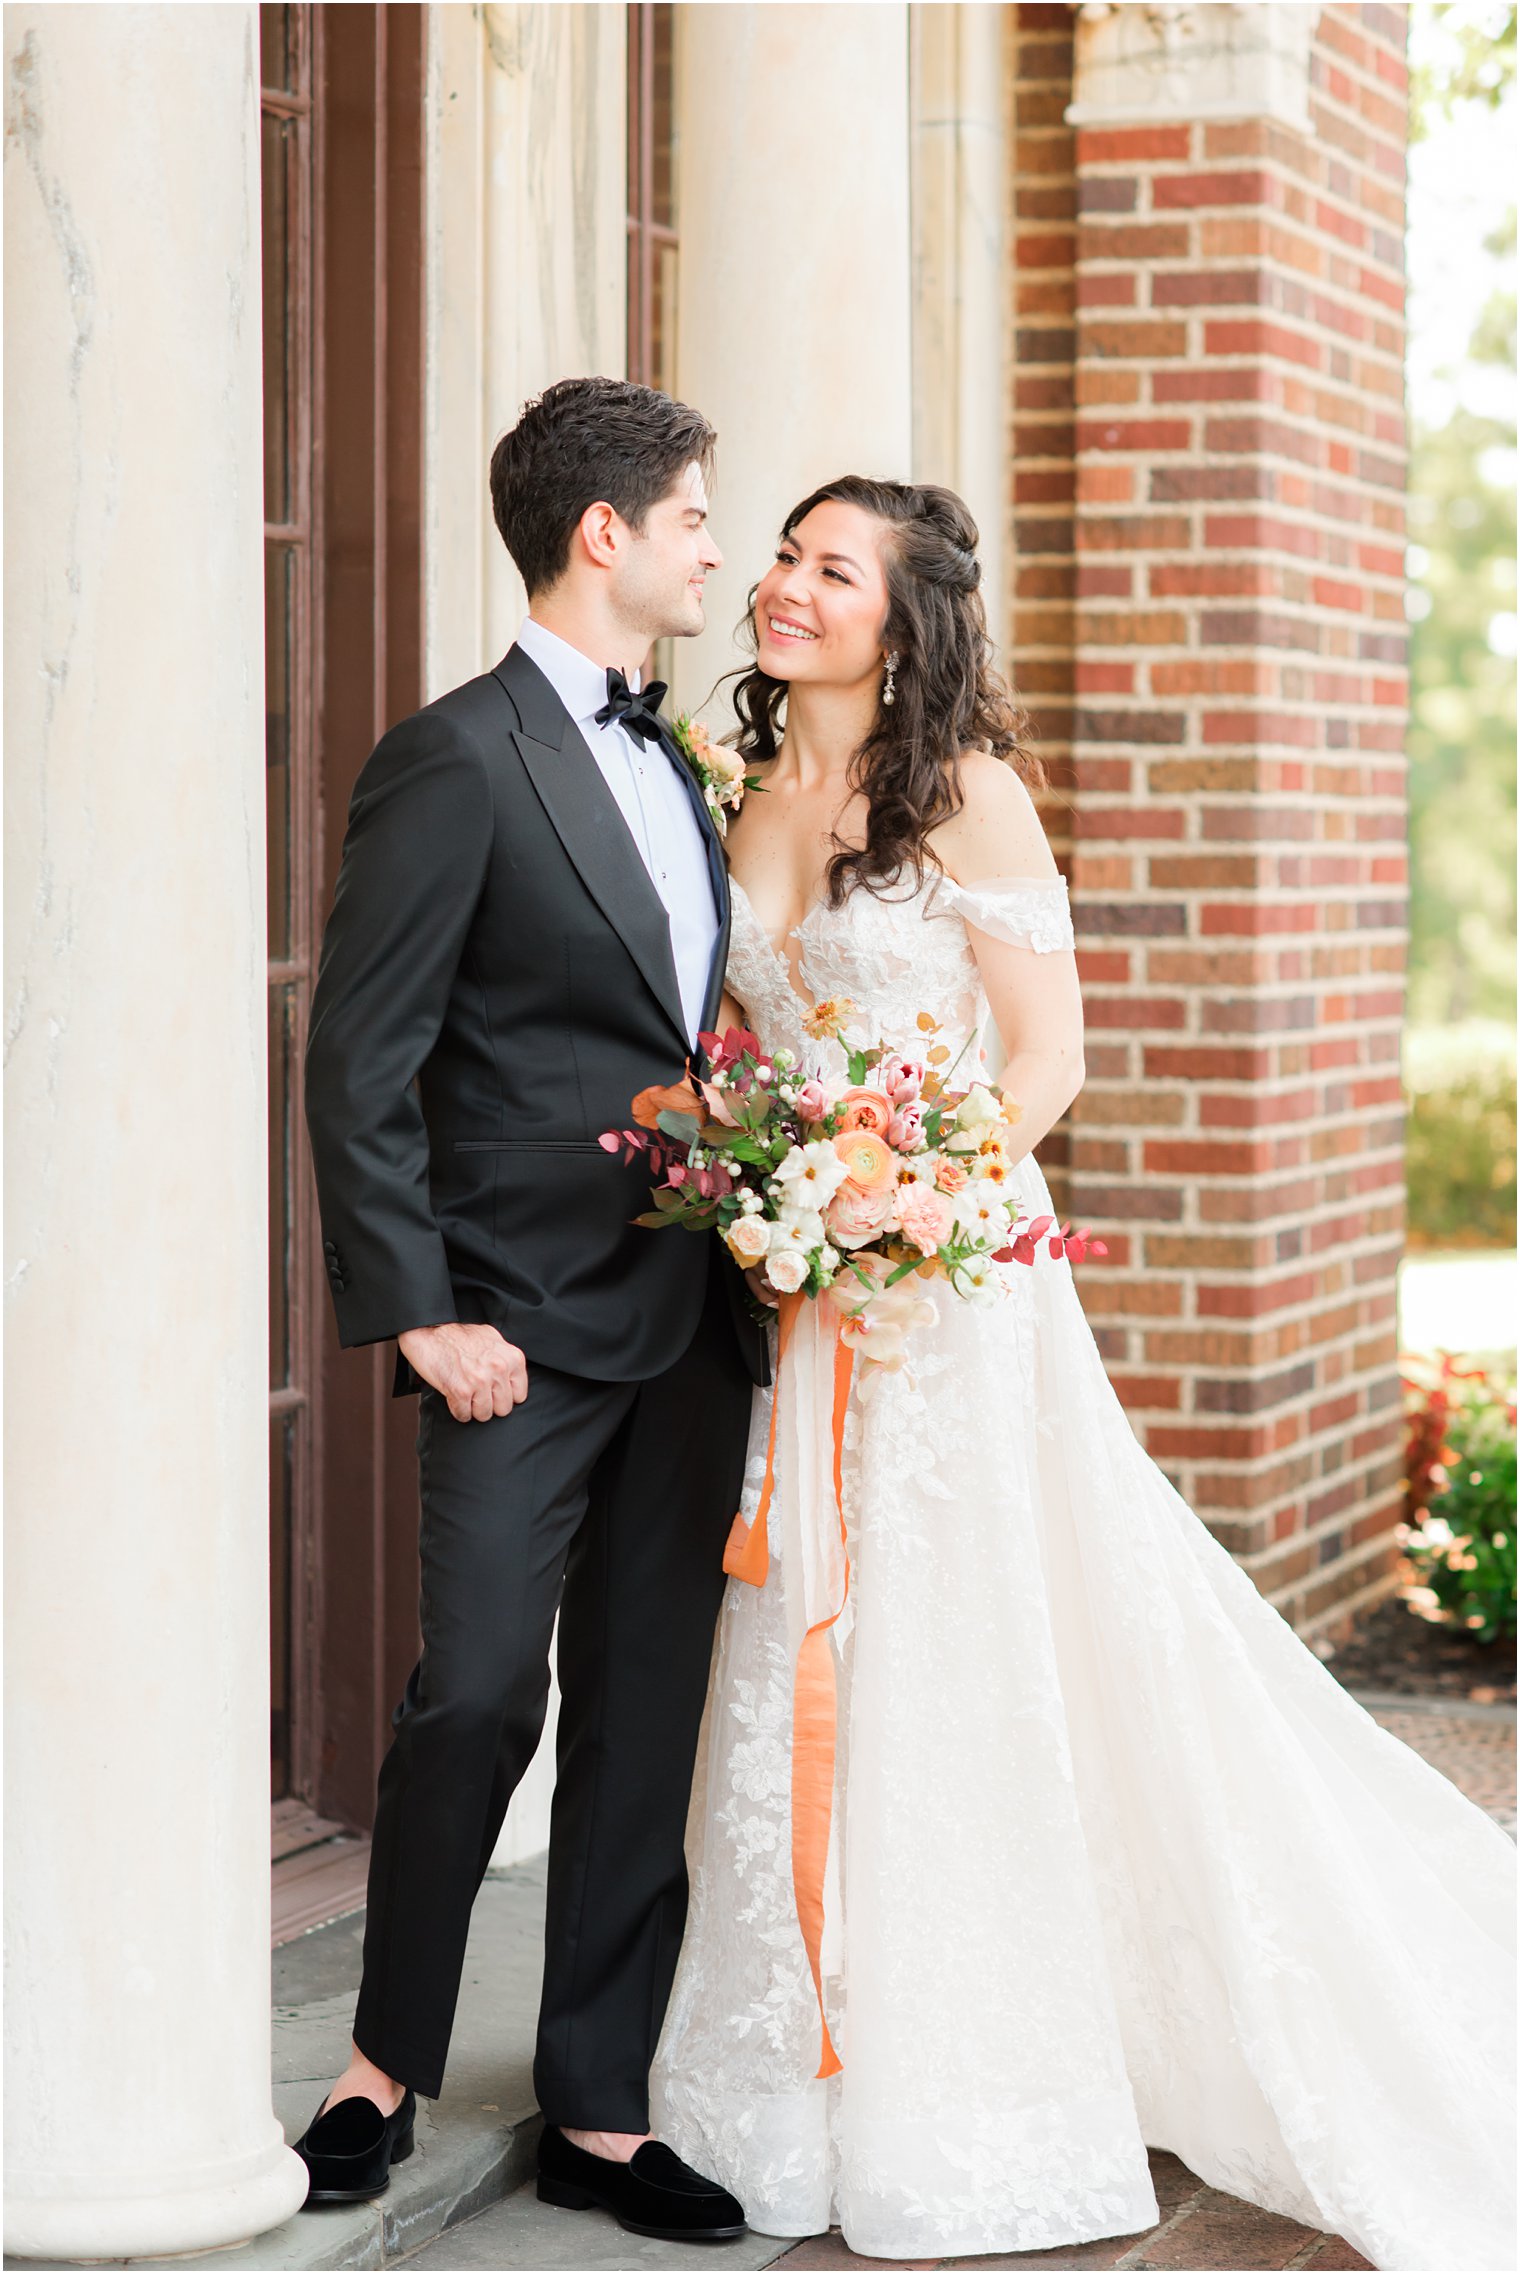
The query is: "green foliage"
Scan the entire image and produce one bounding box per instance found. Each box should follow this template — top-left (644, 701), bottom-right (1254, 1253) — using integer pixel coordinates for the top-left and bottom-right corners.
top-left (1406, 2), bottom-right (1516, 1026)
top-left (1405, 192), bottom-right (1516, 1031)
top-left (1401, 1353), bottom-right (1518, 1642)
top-left (1405, 1039), bottom-right (1518, 1247)
top-left (1411, 0), bottom-right (1516, 132)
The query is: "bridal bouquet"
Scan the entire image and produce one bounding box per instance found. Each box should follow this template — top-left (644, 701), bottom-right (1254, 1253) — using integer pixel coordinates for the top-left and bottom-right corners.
top-left (600, 1001), bottom-right (1106, 1371)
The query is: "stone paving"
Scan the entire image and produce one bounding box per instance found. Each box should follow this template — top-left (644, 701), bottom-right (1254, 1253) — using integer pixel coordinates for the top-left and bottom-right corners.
top-left (1352, 1690), bottom-right (1516, 1835)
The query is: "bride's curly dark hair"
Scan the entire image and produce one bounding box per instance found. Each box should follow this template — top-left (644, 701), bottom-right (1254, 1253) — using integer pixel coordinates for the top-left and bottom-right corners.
top-left (726, 476), bottom-right (1045, 906)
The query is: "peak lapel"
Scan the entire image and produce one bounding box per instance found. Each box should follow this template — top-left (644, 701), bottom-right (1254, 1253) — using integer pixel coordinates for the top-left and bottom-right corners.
top-left (652, 717), bottom-right (732, 1044)
top-left (493, 648), bottom-right (690, 1052)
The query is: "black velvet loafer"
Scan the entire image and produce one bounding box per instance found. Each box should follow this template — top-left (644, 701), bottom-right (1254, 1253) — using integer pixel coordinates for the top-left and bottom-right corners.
top-left (293, 2085), bottom-right (416, 2204)
top-left (537, 2124), bottom-right (747, 2241)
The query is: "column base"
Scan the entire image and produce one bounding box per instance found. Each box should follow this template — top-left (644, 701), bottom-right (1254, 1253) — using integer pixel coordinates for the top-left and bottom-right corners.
top-left (4, 2133), bottom-right (309, 2264)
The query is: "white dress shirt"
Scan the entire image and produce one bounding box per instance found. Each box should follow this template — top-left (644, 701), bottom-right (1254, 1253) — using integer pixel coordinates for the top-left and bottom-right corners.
top-left (515, 615), bottom-right (719, 1047)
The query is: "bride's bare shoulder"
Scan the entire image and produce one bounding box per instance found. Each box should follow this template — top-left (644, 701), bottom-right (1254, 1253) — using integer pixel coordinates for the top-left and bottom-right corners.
top-left (930, 751), bottom-right (1061, 887)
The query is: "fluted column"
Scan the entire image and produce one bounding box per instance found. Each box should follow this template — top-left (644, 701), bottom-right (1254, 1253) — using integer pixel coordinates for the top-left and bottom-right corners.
top-left (672, 3), bottom-right (914, 717)
top-left (3, 5), bottom-right (308, 2256)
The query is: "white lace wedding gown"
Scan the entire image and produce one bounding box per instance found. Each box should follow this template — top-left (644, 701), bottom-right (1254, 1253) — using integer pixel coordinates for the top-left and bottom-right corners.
top-left (648, 869), bottom-right (1517, 2273)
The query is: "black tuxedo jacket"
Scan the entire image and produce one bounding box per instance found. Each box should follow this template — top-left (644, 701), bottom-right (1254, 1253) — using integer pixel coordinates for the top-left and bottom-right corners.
top-left (304, 643), bottom-right (770, 1394)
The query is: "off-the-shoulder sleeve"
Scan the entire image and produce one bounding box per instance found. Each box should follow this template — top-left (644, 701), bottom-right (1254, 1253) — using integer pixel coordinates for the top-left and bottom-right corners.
top-left (935, 871), bottom-right (1075, 953)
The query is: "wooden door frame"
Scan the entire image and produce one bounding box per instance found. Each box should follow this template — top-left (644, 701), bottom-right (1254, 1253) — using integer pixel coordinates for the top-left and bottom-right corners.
top-left (261, 0), bottom-right (426, 1837)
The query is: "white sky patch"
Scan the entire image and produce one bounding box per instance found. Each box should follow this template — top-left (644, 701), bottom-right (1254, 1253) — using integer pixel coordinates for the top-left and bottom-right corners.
top-left (1406, 1), bottom-right (1517, 431)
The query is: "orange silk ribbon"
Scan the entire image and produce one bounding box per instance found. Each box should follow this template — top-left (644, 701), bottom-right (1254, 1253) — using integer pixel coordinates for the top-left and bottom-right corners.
top-left (722, 1289), bottom-right (854, 2080)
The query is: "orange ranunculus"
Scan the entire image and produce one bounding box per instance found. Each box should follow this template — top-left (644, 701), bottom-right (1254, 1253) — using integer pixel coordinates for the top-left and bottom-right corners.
top-left (832, 1128), bottom-right (896, 1192)
top-left (631, 1077), bottom-right (704, 1131)
top-left (836, 1087), bottom-right (894, 1137)
top-left (934, 1158), bottom-right (969, 1195)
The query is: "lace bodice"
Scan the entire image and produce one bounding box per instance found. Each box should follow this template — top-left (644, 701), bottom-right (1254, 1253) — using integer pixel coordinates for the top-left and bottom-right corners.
top-left (724, 867), bottom-right (1076, 1072)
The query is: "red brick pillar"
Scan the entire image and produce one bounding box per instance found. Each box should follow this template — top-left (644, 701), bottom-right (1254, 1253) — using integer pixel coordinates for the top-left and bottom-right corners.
top-left (1044, 4), bottom-right (1412, 1635)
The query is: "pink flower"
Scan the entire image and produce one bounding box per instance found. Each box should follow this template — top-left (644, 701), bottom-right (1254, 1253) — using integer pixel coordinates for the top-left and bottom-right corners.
top-left (824, 1178), bottom-right (897, 1250)
top-left (897, 1184), bottom-right (954, 1256)
top-left (885, 1057), bottom-right (926, 1104)
top-left (836, 1087), bottom-right (894, 1137)
top-left (794, 1079), bottom-right (829, 1124)
top-left (887, 1103), bottom-right (926, 1152)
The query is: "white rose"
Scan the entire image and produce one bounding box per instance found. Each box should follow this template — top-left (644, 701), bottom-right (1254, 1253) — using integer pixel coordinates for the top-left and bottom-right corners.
top-left (724, 1215), bottom-right (772, 1265)
top-left (774, 1139), bottom-right (851, 1207)
top-left (765, 1248), bottom-right (809, 1294)
top-left (955, 1083), bottom-right (1002, 1130)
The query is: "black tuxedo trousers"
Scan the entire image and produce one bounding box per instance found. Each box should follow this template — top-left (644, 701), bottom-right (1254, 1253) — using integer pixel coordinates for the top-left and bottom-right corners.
top-left (354, 1237), bottom-right (752, 2118)
top-left (304, 643), bottom-right (768, 2122)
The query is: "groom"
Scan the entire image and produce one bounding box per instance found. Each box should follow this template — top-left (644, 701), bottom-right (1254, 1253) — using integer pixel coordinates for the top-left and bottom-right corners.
top-left (298, 376), bottom-right (765, 2241)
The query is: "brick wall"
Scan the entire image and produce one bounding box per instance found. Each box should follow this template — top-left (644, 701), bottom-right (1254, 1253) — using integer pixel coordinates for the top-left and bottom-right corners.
top-left (1008, 3), bottom-right (1080, 1201)
top-left (1007, 4), bottom-right (1411, 1637)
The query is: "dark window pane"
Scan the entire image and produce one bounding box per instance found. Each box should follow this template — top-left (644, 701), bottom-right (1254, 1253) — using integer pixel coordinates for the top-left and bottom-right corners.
top-left (265, 544), bottom-right (293, 960)
top-left (269, 986), bottom-right (293, 1389)
top-left (653, 238), bottom-right (678, 397)
top-left (270, 1409), bottom-right (293, 1798)
top-left (652, 5), bottom-right (675, 230)
top-left (261, 4), bottom-right (296, 95)
top-left (261, 112), bottom-right (294, 522)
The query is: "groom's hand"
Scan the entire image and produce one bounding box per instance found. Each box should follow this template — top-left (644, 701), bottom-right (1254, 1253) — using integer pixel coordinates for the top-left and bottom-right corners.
top-left (398, 1322), bottom-right (529, 1423)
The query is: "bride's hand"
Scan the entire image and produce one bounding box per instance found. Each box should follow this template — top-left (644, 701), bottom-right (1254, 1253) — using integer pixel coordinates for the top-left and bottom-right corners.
top-left (398, 1320), bottom-right (529, 1423)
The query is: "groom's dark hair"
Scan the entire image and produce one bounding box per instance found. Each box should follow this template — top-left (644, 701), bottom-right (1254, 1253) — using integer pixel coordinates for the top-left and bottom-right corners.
top-left (490, 376), bottom-right (717, 597)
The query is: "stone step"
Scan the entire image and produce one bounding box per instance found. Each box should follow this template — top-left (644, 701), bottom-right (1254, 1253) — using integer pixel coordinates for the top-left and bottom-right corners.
top-left (401, 2180), bottom-right (791, 2272)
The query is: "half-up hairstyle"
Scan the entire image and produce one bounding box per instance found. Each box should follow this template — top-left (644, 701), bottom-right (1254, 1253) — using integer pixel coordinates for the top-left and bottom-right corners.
top-left (728, 476), bottom-right (1044, 905)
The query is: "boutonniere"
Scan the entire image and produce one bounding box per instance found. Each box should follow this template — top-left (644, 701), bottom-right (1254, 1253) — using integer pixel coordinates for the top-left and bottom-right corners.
top-left (671, 713), bottom-right (763, 839)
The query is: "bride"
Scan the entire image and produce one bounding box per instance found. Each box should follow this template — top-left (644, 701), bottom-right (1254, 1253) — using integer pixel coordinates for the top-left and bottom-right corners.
top-left (647, 476), bottom-right (1516, 2273)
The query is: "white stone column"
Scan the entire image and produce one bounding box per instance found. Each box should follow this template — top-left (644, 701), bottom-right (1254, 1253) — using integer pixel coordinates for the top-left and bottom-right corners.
top-left (672, 3), bottom-right (913, 718)
top-left (426, 1), bottom-right (627, 701)
top-left (3, 6), bottom-right (308, 2258)
top-left (910, 2), bottom-right (1009, 655)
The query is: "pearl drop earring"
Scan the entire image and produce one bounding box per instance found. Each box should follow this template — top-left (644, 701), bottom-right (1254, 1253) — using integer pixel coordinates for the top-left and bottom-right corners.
top-left (883, 652), bottom-right (899, 707)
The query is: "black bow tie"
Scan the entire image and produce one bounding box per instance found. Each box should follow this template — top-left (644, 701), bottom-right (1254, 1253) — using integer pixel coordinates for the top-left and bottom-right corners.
top-left (596, 666), bottom-right (670, 747)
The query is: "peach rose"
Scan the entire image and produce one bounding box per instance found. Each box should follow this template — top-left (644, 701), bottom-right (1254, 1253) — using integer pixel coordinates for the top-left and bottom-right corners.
top-left (824, 1178), bottom-right (897, 1251)
top-left (836, 1087), bottom-right (894, 1137)
top-left (723, 1215), bottom-right (771, 1266)
top-left (897, 1184), bottom-right (954, 1256)
top-left (934, 1157), bottom-right (969, 1195)
top-left (831, 1129), bottom-right (896, 1192)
